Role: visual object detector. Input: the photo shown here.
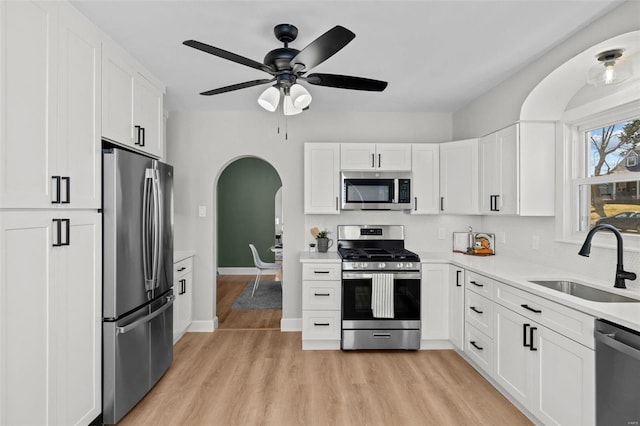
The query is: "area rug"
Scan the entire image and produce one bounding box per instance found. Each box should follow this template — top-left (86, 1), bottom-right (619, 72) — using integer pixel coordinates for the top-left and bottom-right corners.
top-left (231, 280), bottom-right (282, 310)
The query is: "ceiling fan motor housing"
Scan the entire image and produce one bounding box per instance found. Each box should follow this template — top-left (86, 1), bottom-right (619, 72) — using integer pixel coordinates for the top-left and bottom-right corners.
top-left (264, 47), bottom-right (301, 71)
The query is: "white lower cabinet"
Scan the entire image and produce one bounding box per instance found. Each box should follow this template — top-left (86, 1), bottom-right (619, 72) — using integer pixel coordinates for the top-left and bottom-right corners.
top-left (173, 256), bottom-right (193, 343)
top-left (421, 263), bottom-right (449, 340)
top-left (0, 211), bottom-right (101, 425)
top-left (301, 262), bottom-right (342, 349)
top-left (448, 266), bottom-right (465, 350)
top-left (494, 304), bottom-right (595, 425)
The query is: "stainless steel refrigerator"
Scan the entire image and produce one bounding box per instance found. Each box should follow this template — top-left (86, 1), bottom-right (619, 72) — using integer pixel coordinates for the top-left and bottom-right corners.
top-left (102, 146), bottom-right (174, 424)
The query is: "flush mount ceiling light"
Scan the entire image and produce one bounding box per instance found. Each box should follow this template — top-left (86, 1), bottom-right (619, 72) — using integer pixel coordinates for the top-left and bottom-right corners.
top-left (587, 49), bottom-right (632, 86)
top-left (183, 23), bottom-right (387, 116)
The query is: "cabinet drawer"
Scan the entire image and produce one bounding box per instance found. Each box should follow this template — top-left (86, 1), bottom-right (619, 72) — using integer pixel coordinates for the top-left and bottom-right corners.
top-left (495, 282), bottom-right (595, 348)
top-left (302, 310), bottom-right (341, 340)
top-left (466, 271), bottom-right (495, 298)
top-left (466, 290), bottom-right (494, 338)
top-left (303, 281), bottom-right (341, 310)
top-left (302, 263), bottom-right (341, 281)
top-left (465, 323), bottom-right (494, 376)
top-left (174, 257), bottom-right (193, 278)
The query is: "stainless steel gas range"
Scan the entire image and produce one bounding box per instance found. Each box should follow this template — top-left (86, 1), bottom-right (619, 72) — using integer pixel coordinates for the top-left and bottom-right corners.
top-left (337, 225), bottom-right (421, 350)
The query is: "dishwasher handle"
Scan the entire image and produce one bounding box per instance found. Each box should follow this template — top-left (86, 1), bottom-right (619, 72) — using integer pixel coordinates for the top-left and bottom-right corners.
top-left (595, 329), bottom-right (640, 361)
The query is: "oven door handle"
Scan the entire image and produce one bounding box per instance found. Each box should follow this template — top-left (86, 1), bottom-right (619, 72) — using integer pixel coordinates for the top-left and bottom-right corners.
top-left (342, 272), bottom-right (422, 280)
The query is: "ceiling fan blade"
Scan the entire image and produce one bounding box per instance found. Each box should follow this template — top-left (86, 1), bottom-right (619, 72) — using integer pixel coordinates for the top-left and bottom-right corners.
top-left (304, 73), bottom-right (388, 91)
top-left (289, 26), bottom-right (355, 71)
top-left (200, 79), bottom-right (275, 96)
top-left (183, 40), bottom-right (275, 74)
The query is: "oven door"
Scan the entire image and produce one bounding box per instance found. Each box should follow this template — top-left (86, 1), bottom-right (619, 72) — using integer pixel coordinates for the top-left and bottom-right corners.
top-left (342, 271), bottom-right (421, 328)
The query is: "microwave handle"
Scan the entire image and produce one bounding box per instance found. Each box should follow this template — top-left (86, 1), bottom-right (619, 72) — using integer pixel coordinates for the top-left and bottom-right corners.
top-left (393, 179), bottom-right (398, 203)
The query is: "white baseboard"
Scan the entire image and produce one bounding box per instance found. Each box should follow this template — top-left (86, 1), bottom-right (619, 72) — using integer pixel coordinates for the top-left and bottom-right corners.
top-left (187, 320), bottom-right (215, 333)
top-left (420, 340), bottom-right (454, 350)
top-left (218, 267), bottom-right (257, 275)
top-left (280, 317), bottom-right (302, 332)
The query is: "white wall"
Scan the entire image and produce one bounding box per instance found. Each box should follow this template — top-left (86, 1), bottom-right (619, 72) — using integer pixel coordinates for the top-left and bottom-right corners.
top-left (166, 110), bottom-right (458, 327)
top-left (452, 1), bottom-right (640, 292)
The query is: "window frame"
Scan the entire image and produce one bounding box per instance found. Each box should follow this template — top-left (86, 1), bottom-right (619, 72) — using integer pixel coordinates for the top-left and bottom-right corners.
top-left (560, 100), bottom-right (640, 250)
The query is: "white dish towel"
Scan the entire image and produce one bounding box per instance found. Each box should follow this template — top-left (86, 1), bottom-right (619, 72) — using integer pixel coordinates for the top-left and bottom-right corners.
top-left (371, 273), bottom-right (394, 318)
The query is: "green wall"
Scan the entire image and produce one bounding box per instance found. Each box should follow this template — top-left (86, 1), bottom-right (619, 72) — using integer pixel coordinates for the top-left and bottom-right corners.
top-left (217, 157), bottom-right (282, 267)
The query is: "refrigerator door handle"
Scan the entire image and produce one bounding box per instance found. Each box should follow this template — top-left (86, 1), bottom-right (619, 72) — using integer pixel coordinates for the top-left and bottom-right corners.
top-left (152, 167), bottom-right (162, 289)
top-left (143, 169), bottom-right (155, 292)
top-left (116, 295), bottom-right (175, 335)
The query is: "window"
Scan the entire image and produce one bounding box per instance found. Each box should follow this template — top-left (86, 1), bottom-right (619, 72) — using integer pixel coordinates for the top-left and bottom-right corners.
top-left (575, 117), bottom-right (640, 235)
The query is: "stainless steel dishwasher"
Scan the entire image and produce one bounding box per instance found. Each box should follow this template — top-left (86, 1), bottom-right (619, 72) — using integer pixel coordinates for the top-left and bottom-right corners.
top-left (595, 319), bottom-right (640, 425)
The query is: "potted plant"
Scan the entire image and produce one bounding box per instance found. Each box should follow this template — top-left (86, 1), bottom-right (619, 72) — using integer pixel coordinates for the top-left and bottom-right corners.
top-left (310, 227), bottom-right (333, 253)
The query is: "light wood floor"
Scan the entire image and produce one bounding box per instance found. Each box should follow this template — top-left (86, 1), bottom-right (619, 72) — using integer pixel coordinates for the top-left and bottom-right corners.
top-left (216, 274), bottom-right (281, 330)
top-left (118, 274), bottom-right (530, 425)
top-left (119, 330), bottom-right (532, 425)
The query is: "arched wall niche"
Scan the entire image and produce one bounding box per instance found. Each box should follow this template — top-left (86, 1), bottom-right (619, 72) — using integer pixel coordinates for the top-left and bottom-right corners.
top-left (520, 30), bottom-right (640, 121)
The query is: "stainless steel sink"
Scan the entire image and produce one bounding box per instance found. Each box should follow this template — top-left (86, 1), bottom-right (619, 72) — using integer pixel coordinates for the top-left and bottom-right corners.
top-left (528, 280), bottom-right (639, 303)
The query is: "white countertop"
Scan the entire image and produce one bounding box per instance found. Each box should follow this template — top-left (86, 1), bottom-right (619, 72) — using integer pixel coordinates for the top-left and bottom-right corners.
top-left (298, 250), bottom-right (640, 332)
top-left (418, 251), bottom-right (640, 333)
top-left (174, 250), bottom-right (196, 263)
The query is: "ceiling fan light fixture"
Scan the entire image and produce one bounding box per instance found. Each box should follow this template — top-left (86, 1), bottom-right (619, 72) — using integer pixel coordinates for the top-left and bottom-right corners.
top-left (258, 86), bottom-right (280, 112)
top-left (587, 49), bottom-right (632, 86)
top-left (290, 83), bottom-right (312, 109)
top-left (283, 95), bottom-right (303, 116)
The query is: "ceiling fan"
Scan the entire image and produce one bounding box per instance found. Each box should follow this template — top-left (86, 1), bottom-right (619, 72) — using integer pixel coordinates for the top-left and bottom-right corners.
top-left (183, 24), bottom-right (388, 115)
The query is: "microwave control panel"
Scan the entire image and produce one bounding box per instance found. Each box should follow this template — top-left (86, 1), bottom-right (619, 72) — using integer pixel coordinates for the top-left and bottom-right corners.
top-left (398, 179), bottom-right (411, 203)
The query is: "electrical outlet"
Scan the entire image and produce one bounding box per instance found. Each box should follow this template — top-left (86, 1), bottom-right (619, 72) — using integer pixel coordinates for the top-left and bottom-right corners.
top-left (532, 235), bottom-right (540, 250)
top-left (438, 228), bottom-right (446, 240)
top-left (198, 205), bottom-right (206, 217)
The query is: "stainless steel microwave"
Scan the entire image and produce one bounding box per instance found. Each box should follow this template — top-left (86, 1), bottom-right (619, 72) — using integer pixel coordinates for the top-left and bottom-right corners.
top-left (341, 171), bottom-right (412, 210)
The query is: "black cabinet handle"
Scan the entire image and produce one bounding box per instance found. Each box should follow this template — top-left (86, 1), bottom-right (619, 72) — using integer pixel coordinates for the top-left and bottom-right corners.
top-left (470, 341), bottom-right (483, 351)
top-left (314, 293), bottom-right (331, 297)
top-left (61, 176), bottom-right (70, 204)
top-left (529, 327), bottom-right (538, 351)
top-left (177, 267), bottom-right (186, 272)
top-left (440, 196), bottom-right (444, 211)
top-left (140, 127), bottom-right (145, 147)
top-left (52, 219), bottom-right (62, 247)
top-left (490, 195), bottom-right (495, 211)
top-left (371, 153), bottom-right (375, 168)
top-left (52, 176), bottom-right (61, 204)
top-left (313, 270), bottom-right (330, 274)
top-left (414, 197), bottom-right (418, 211)
top-left (63, 219), bottom-right (70, 246)
top-left (378, 153), bottom-right (381, 168)
top-left (470, 280), bottom-right (484, 288)
top-left (523, 323), bottom-right (531, 347)
top-left (521, 304), bottom-right (542, 314)
top-left (494, 194), bottom-right (500, 212)
top-left (135, 125), bottom-right (141, 145)
top-left (314, 322), bottom-right (330, 327)
top-left (470, 306), bottom-right (483, 315)
top-left (456, 270), bottom-right (462, 287)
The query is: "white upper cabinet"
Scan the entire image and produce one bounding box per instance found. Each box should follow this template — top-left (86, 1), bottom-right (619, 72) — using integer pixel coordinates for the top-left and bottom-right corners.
top-left (102, 42), bottom-right (165, 158)
top-left (411, 144), bottom-right (439, 214)
top-left (304, 143), bottom-right (341, 214)
top-left (341, 143), bottom-right (412, 171)
top-left (0, 1), bottom-right (101, 209)
top-left (479, 123), bottom-right (555, 216)
top-left (439, 139), bottom-right (479, 214)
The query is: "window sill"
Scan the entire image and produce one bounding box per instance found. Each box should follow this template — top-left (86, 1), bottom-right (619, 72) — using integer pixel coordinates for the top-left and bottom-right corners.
top-left (555, 233), bottom-right (640, 254)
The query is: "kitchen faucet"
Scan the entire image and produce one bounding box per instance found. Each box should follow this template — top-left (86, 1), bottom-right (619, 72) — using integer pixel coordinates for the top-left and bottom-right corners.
top-left (578, 224), bottom-right (637, 289)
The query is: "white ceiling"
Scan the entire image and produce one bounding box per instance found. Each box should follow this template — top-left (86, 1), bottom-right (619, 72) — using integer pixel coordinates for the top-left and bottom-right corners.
top-left (70, 0), bottom-right (621, 113)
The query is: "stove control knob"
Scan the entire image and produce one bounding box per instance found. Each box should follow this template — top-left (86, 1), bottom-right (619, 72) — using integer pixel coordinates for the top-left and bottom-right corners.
top-left (396, 263), bottom-right (403, 269)
top-left (378, 263), bottom-right (386, 269)
top-left (361, 262), bottom-right (368, 269)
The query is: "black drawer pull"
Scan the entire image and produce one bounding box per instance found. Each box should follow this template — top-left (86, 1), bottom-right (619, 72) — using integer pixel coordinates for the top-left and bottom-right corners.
top-left (521, 304), bottom-right (542, 314)
top-left (470, 306), bottom-right (483, 315)
top-left (313, 322), bottom-right (330, 327)
top-left (177, 267), bottom-right (186, 272)
top-left (52, 176), bottom-right (61, 204)
top-left (314, 293), bottom-right (330, 297)
top-left (455, 270), bottom-right (462, 287)
top-left (470, 341), bottom-right (483, 351)
top-left (523, 323), bottom-right (531, 347)
top-left (470, 280), bottom-right (484, 287)
top-left (313, 270), bottom-right (330, 274)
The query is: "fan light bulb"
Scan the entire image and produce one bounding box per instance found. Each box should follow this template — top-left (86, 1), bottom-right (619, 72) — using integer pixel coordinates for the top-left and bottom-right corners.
top-left (290, 83), bottom-right (312, 109)
top-left (283, 95), bottom-right (303, 116)
top-left (258, 86), bottom-right (280, 112)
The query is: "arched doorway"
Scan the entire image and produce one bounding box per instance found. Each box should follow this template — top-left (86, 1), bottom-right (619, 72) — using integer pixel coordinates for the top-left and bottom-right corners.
top-left (215, 156), bottom-right (283, 329)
